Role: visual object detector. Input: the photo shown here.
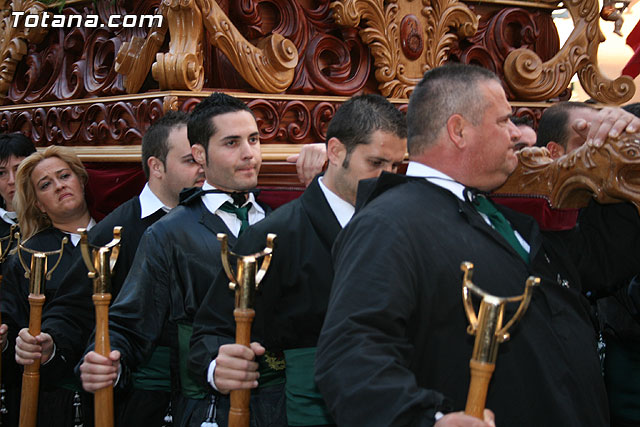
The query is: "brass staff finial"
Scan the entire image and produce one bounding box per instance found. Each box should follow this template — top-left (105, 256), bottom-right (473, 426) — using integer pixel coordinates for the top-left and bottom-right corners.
top-left (460, 261), bottom-right (539, 419)
top-left (0, 224), bottom-right (17, 264)
top-left (16, 232), bottom-right (69, 293)
top-left (79, 226), bottom-right (122, 294)
top-left (217, 233), bottom-right (276, 309)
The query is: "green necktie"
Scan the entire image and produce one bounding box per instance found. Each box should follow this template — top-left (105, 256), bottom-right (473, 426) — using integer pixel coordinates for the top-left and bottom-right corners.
top-left (473, 195), bottom-right (529, 263)
top-left (219, 201), bottom-right (251, 235)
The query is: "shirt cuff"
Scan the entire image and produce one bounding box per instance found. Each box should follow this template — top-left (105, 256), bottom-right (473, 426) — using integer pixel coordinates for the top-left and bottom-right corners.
top-left (41, 342), bottom-right (57, 366)
top-left (207, 359), bottom-right (219, 391)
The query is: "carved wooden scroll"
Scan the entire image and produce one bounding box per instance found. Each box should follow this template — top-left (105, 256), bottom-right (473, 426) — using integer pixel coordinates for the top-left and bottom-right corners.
top-left (494, 133), bottom-right (640, 212)
top-left (152, 0), bottom-right (204, 91)
top-left (115, 3), bottom-right (169, 93)
top-left (0, 0), bottom-right (48, 101)
top-left (196, 0), bottom-right (298, 93)
top-left (331, 0), bottom-right (478, 98)
top-left (114, 0), bottom-right (298, 94)
top-left (503, 0), bottom-right (635, 104)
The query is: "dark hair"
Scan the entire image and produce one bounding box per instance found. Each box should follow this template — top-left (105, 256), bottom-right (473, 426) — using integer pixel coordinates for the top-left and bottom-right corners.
top-left (510, 115), bottom-right (534, 128)
top-left (407, 63), bottom-right (499, 155)
top-left (141, 111), bottom-right (189, 179)
top-left (187, 92), bottom-right (254, 153)
top-left (535, 102), bottom-right (594, 148)
top-left (0, 133), bottom-right (36, 165)
top-left (623, 102), bottom-right (640, 118)
top-left (327, 94), bottom-right (406, 167)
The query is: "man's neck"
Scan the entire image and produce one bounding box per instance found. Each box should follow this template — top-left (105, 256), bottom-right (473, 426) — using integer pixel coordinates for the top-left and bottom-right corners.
top-left (148, 179), bottom-right (178, 209)
top-left (322, 167), bottom-right (354, 207)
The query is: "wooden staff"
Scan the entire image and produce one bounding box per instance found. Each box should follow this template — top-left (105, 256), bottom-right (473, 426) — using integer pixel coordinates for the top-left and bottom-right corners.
top-left (218, 233), bottom-right (275, 427)
top-left (0, 226), bottom-right (16, 421)
top-left (18, 253), bottom-right (46, 427)
top-left (79, 227), bottom-right (121, 427)
top-left (460, 262), bottom-right (538, 419)
top-left (16, 234), bottom-right (67, 427)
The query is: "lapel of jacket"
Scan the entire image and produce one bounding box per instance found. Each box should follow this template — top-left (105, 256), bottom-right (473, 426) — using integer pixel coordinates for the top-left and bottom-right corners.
top-left (300, 176), bottom-right (342, 250)
top-left (197, 199), bottom-right (238, 246)
top-left (453, 189), bottom-right (539, 266)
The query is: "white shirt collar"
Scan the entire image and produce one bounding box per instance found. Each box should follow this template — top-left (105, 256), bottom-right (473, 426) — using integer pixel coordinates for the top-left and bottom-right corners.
top-left (318, 176), bottom-right (355, 228)
top-left (405, 161), bottom-right (467, 201)
top-left (200, 181), bottom-right (265, 215)
top-left (139, 183), bottom-right (171, 219)
top-left (0, 207), bottom-right (17, 225)
top-left (68, 217), bottom-right (96, 246)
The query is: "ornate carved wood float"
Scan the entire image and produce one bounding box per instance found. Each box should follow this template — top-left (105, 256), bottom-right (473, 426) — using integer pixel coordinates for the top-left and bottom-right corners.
top-left (495, 132), bottom-right (640, 211)
top-left (0, 0), bottom-right (635, 192)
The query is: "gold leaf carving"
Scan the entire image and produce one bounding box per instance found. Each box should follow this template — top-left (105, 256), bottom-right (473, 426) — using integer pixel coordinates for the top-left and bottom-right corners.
top-left (331, 0), bottom-right (478, 98)
top-left (152, 0), bottom-right (204, 91)
top-left (163, 95), bottom-right (179, 112)
top-left (0, 0), bottom-right (48, 101)
top-left (195, 0), bottom-right (298, 93)
top-left (114, 4), bottom-right (168, 93)
top-left (503, 0), bottom-right (634, 104)
top-left (495, 133), bottom-right (640, 212)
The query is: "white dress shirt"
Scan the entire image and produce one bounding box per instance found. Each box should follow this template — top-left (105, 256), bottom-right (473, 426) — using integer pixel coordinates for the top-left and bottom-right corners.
top-left (200, 181), bottom-right (266, 237)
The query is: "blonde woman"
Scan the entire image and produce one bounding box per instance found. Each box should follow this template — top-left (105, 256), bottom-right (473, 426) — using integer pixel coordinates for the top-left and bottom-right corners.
top-left (1, 146), bottom-right (94, 426)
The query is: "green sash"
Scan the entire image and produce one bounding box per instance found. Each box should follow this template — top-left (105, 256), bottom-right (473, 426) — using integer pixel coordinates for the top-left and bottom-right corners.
top-left (177, 323), bottom-right (207, 399)
top-left (283, 347), bottom-right (333, 426)
top-left (131, 345), bottom-right (171, 391)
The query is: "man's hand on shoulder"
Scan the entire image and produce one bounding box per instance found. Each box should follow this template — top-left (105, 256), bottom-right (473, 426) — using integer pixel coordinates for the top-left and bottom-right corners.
top-left (286, 143), bottom-right (327, 187)
top-left (580, 106), bottom-right (640, 148)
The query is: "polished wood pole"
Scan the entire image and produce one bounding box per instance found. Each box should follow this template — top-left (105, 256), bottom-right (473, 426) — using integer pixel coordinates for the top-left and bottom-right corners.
top-left (79, 228), bottom-right (120, 427)
top-left (228, 308), bottom-right (255, 427)
top-left (464, 360), bottom-right (495, 419)
top-left (19, 253), bottom-right (46, 427)
top-left (93, 293), bottom-right (113, 427)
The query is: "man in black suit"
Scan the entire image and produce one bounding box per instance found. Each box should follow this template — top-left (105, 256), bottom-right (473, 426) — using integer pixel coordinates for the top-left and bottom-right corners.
top-left (315, 64), bottom-right (640, 426)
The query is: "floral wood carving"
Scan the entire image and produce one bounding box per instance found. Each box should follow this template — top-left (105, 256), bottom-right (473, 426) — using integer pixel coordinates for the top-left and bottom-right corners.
top-left (331, 0), bottom-right (478, 98)
top-left (0, 98), bottom-right (164, 146)
top-left (115, 3), bottom-right (168, 93)
top-left (503, 0), bottom-right (635, 104)
top-left (152, 0), bottom-right (204, 91)
top-left (196, 0), bottom-right (298, 93)
top-left (115, 0), bottom-right (298, 93)
top-left (494, 132), bottom-right (640, 212)
top-left (0, 0), bottom-right (48, 101)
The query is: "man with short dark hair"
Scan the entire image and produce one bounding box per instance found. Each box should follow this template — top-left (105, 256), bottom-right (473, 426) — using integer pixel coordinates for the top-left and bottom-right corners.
top-left (510, 116), bottom-right (537, 150)
top-left (189, 94), bottom-right (407, 426)
top-left (315, 64), bottom-right (640, 426)
top-left (0, 133), bottom-right (36, 238)
top-left (77, 92), bottom-right (275, 427)
top-left (14, 111), bottom-right (205, 425)
top-left (535, 101), bottom-right (603, 156)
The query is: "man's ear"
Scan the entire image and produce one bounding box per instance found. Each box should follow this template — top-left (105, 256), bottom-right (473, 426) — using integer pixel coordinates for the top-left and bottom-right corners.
top-left (446, 114), bottom-right (467, 149)
top-left (147, 156), bottom-right (164, 179)
top-left (546, 141), bottom-right (566, 159)
top-left (326, 137), bottom-right (346, 167)
top-left (192, 144), bottom-right (206, 166)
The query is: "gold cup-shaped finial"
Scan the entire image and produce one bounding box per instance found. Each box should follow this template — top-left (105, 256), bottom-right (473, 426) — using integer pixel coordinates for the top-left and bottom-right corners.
top-left (218, 233), bottom-right (276, 309)
top-left (16, 232), bottom-right (69, 294)
top-left (79, 226), bottom-right (122, 294)
top-left (461, 261), bottom-right (539, 364)
top-left (461, 261), bottom-right (540, 420)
